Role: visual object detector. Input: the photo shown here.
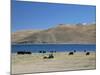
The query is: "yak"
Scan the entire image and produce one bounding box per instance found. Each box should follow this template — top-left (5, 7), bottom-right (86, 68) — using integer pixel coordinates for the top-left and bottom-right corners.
top-left (86, 52), bottom-right (90, 56)
top-left (17, 51), bottom-right (32, 55)
top-left (68, 52), bottom-right (74, 55)
top-left (43, 54), bottom-right (54, 59)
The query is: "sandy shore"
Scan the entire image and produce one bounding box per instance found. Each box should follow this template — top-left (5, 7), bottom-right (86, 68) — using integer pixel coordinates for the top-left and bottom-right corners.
top-left (11, 52), bottom-right (96, 74)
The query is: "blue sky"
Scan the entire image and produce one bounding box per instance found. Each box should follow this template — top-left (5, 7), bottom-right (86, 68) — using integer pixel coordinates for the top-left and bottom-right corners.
top-left (11, 0), bottom-right (96, 32)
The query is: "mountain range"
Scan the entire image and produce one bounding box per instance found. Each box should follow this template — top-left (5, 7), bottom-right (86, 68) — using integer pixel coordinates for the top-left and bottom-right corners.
top-left (12, 23), bottom-right (96, 44)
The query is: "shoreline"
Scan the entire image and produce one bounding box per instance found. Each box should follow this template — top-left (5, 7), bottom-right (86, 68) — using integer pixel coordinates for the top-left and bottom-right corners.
top-left (12, 43), bottom-right (96, 45)
top-left (12, 51), bottom-right (96, 54)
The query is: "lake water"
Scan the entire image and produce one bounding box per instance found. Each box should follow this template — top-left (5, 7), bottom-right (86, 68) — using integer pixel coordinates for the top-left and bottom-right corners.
top-left (11, 44), bottom-right (96, 53)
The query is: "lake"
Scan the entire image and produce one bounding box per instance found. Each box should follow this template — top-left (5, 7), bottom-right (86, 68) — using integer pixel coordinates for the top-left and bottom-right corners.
top-left (11, 44), bottom-right (96, 53)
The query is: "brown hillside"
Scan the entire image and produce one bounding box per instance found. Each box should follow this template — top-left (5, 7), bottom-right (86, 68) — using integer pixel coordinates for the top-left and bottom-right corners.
top-left (11, 24), bottom-right (96, 44)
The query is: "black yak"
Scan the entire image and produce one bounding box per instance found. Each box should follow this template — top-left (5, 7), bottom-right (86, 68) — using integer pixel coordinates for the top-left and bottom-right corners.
top-left (17, 51), bottom-right (24, 55)
top-left (43, 51), bottom-right (46, 53)
top-left (86, 52), bottom-right (90, 56)
top-left (48, 54), bottom-right (54, 59)
top-left (43, 56), bottom-right (48, 59)
top-left (68, 52), bottom-right (74, 55)
top-left (43, 54), bottom-right (54, 59)
top-left (17, 51), bottom-right (32, 55)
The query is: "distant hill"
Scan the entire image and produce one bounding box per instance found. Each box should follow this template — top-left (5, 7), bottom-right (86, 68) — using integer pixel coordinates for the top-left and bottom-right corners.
top-left (11, 24), bottom-right (96, 44)
top-left (11, 30), bottom-right (41, 43)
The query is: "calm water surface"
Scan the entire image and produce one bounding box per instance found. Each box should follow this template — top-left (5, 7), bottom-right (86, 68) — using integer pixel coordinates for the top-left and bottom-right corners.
top-left (12, 44), bottom-right (96, 53)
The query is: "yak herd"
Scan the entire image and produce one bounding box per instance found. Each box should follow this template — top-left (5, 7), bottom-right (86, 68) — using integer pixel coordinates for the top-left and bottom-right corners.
top-left (16, 50), bottom-right (90, 59)
top-left (17, 51), bottom-right (32, 55)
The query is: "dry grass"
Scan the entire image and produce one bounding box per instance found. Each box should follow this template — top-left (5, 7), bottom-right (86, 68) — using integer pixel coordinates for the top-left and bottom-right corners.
top-left (11, 52), bottom-right (96, 74)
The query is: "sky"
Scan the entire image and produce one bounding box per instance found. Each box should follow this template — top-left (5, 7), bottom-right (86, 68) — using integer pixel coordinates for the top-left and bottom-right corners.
top-left (11, 0), bottom-right (96, 32)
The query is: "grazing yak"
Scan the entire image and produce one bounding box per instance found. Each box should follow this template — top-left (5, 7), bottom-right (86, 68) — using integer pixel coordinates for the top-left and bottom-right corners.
top-left (86, 52), bottom-right (90, 56)
top-left (43, 56), bottom-right (48, 59)
top-left (48, 54), bottom-right (54, 59)
top-left (43, 54), bottom-right (54, 59)
top-left (17, 51), bottom-right (32, 55)
top-left (17, 51), bottom-right (24, 55)
top-left (68, 52), bottom-right (74, 55)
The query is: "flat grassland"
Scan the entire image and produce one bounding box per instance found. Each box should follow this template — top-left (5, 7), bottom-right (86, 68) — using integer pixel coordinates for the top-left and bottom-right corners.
top-left (11, 52), bottom-right (96, 74)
